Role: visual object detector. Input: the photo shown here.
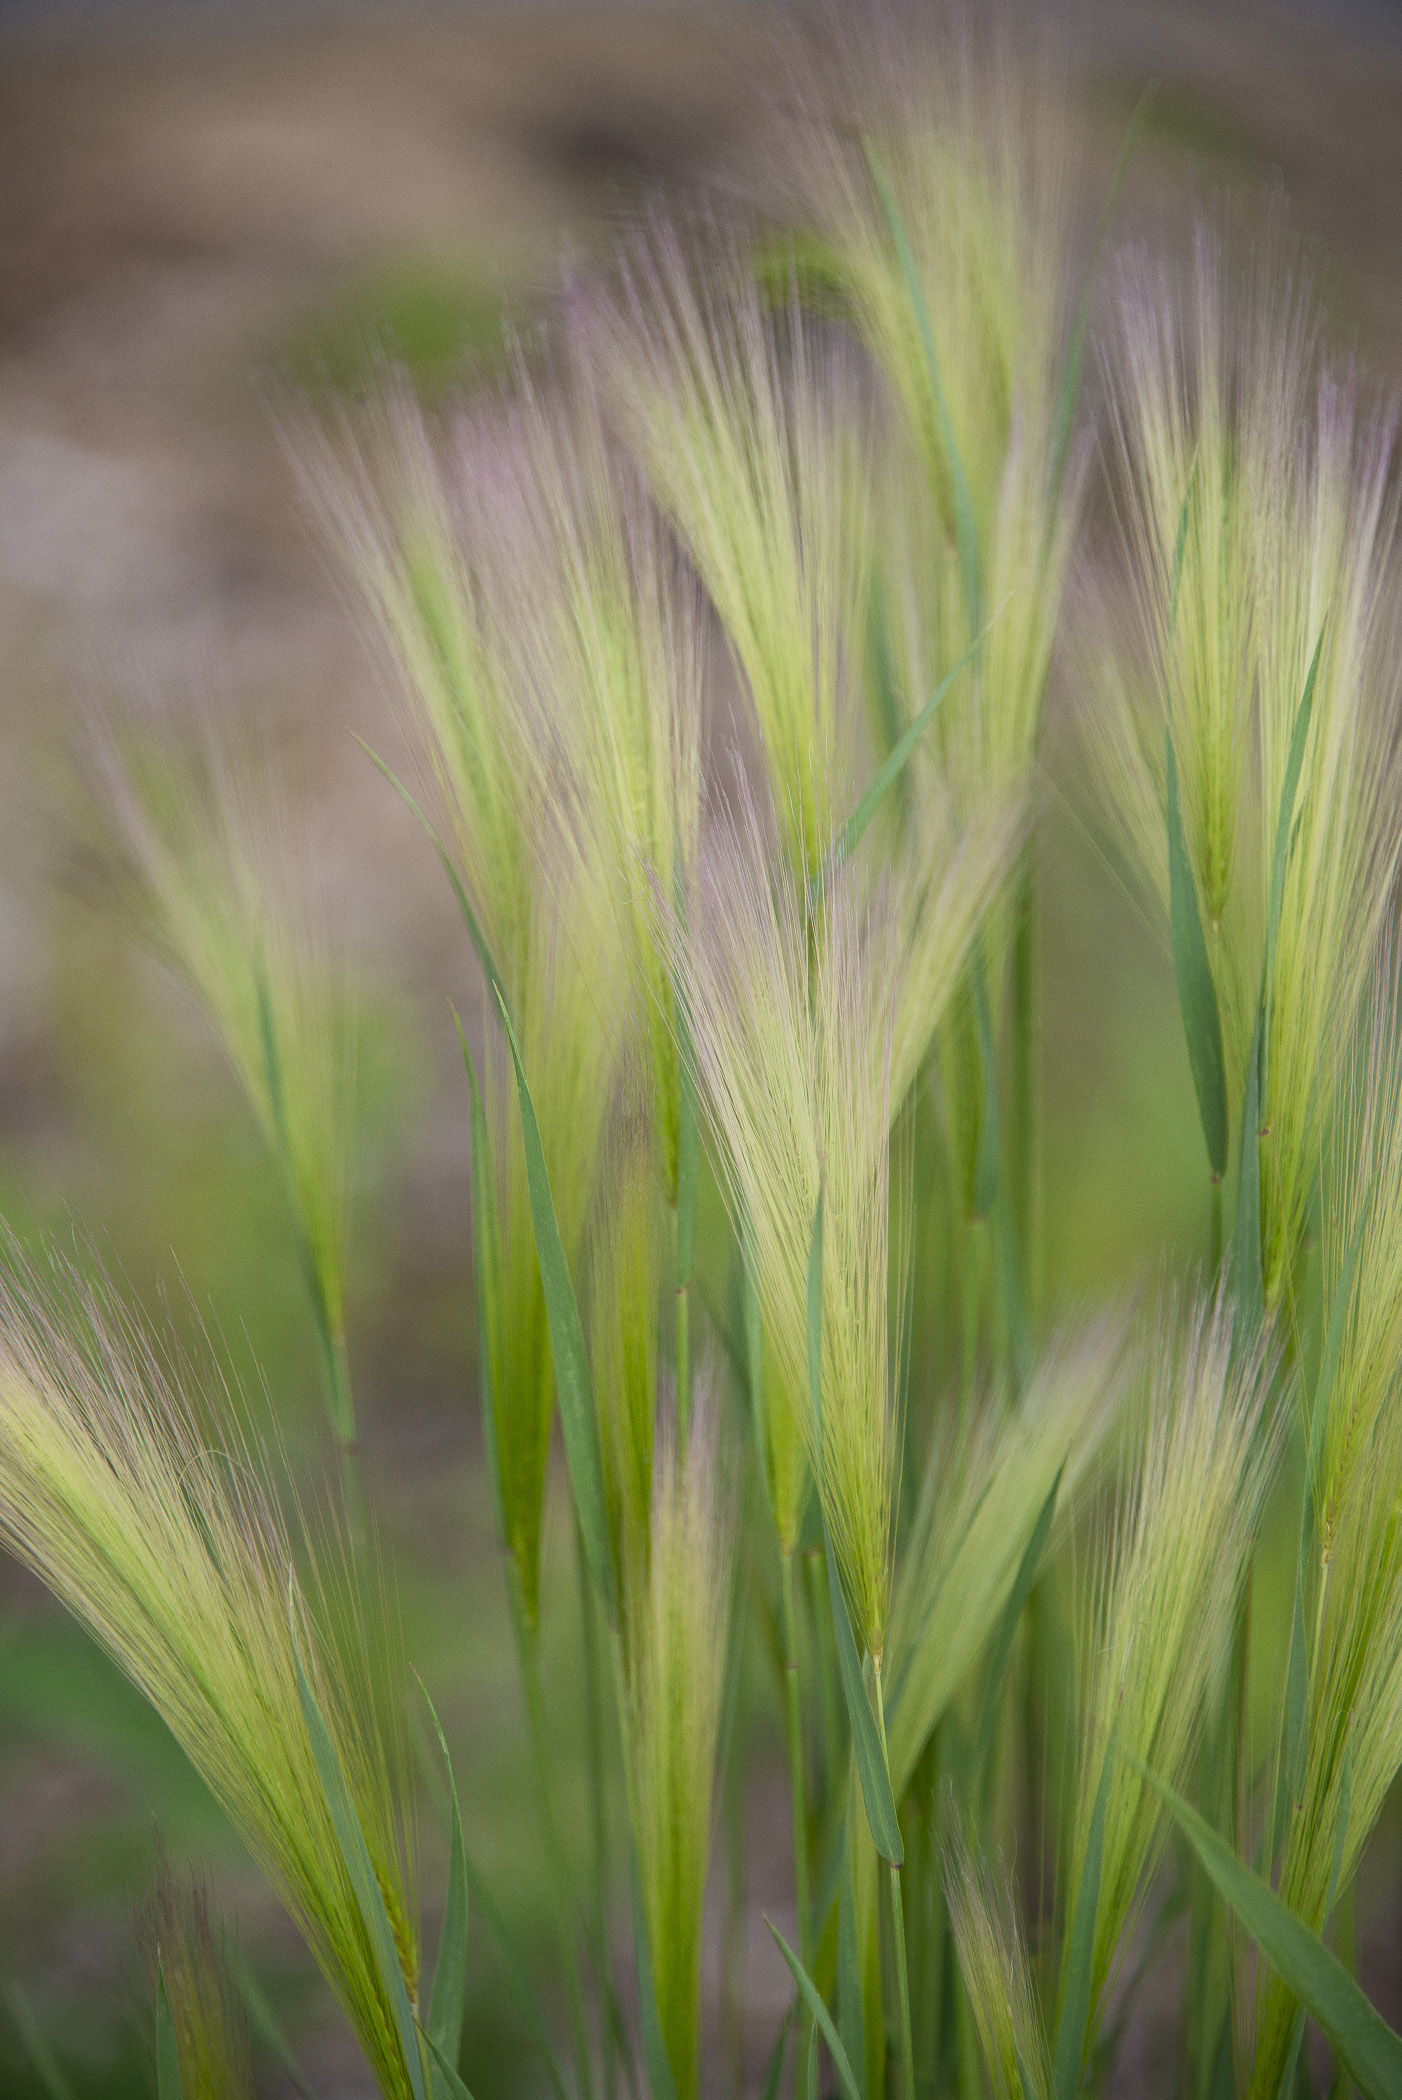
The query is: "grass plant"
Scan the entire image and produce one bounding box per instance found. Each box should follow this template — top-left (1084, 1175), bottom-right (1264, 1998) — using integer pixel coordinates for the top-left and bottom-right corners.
top-left (12, 12), bottom-right (1402, 2100)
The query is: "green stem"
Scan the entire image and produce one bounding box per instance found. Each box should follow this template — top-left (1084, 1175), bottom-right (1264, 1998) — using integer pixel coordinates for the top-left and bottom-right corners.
top-left (675, 1280), bottom-right (691, 1447)
top-left (803, 1548), bottom-right (844, 1819)
top-left (1011, 851), bottom-right (1041, 1322)
top-left (779, 1552), bottom-right (813, 1967)
top-left (575, 1518), bottom-right (617, 2100)
top-left (325, 1325), bottom-right (367, 1557)
top-left (873, 1658), bottom-right (915, 2100)
top-left (1210, 1176), bottom-right (1223, 1279)
top-left (506, 1560), bottom-right (596, 2100)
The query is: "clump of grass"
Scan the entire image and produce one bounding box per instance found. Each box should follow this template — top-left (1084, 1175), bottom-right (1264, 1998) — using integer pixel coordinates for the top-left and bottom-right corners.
top-left (681, 783), bottom-right (1016, 1661)
top-left (1088, 226), bottom-right (1402, 1300)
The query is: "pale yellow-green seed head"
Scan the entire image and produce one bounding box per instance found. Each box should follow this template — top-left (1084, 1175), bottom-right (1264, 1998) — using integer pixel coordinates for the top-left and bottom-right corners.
top-left (679, 779), bottom-right (1016, 1657)
top-left (1087, 226), bottom-right (1402, 1303)
top-left (621, 1402), bottom-right (732, 2100)
top-left (887, 1315), bottom-right (1131, 1797)
top-left (146, 1865), bottom-right (254, 2100)
top-left (102, 735), bottom-right (354, 1359)
top-left (945, 1825), bottom-right (1051, 2100)
top-left (595, 225), bottom-right (870, 888)
top-left (0, 1251), bottom-right (420, 2100)
top-left (1063, 1288), bottom-right (1276, 2033)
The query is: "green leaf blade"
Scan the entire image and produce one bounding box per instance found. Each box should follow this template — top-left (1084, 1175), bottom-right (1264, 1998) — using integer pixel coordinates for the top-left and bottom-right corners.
top-left (766, 1922), bottom-right (864, 2100)
top-left (156, 1968), bottom-right (184, 2100)
top-left (292, 1646), bottom-right (428, 2100)
top-left (494, 989), bottom-right (617, 1624)
top-left (1166, 738), bottom-right (1228, 1179)
top-left (807, 1201), bottom-right (903, 1866)
top-left (1141, 1761), bottom-right (1402, 2100)
top-left (1054, 1738), bottom-right (1113, 2100)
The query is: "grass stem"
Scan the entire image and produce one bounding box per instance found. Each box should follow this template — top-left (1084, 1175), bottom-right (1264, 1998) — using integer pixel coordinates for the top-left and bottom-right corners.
top-left (507, 1557), bottom-right (597, 2100)
top-left (675, 1280), bottom-right (691, 1447)
top-left (575, 1516), bottom-right (618, 2100)
top-left (779, 1551), bottom-right (813, 1966)
top-left (873, 1657), bottom-right (915, 2100)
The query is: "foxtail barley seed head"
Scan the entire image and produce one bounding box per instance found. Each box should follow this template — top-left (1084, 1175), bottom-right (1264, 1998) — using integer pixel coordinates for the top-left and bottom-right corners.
top-left (1088, 226), bottom-right (1402, 1300)
top-left (1253, 953), bottom-right (1402, 2093)
top-left (678, 780), bottom-right (1017, 1656)
top-left (310, 385), bottom-right (628, 1622)
top-left (621, 1400), bottom-right (733, 2100)
top-left (594, 222), bottom-right (870, 887)
top-left (102, 735), bottom-right (354, 1373)
top-left (887, 1316), bottom-right (1130, 1796)
top-left (0, 1251), bottom-right (420, 2100)
top-left (945, 1823), bottom-right (1051, 2100)
top-left (145, 1861), bottom-right (254, 2100)
top-left (786, 13), bottom-right (1080, 819)
top-left (1063, 1288), bottom-right (1277, 2031)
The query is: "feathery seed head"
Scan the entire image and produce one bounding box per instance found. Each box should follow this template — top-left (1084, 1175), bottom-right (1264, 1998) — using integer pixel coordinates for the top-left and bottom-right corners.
top-left (679, 781), bottom-right (1015, 1656)
top-left (0, 1251), bottom-right (421, 2100)
top-left (595, 222), bottom-right (871, 886)
top-left (1254, 954), bottom-right (1402, 2093)
top-left (1064, 1288), bottom-right (1277, 2029)
top-left (145, 1863), bottom-right (254, 2100)
top-left (102, 736), bottom-right (354, 1364)
top-left (787, 14), bottom-right (1080, 809)
top-left (887, 1316), bottom-right (1131, 1797)
top-left (622, 1400), bottom-right (732, 2100)
top-left (1088, 227), bottom-right (1402, 1300)
top-left (945, 1824), bottom-right (1051, 2100)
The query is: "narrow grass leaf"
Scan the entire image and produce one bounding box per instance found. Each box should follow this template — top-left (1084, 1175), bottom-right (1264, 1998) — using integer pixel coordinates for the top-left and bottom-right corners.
top-left (1308, 1199), bottom-right (1369, 1524)
top-left (808, 1201), bottom-right (903, 1866)
top-left (1166, 737), bottom-right (1228, 1178)
top-left (740, 1204), bottom-right (771, 1509)
top-left (761, 2008), bottom-right (792, 2100)
top-left (455, 1015), bottom-right (505, 1540)
top-left (1054, 1737), bottom-right (1113, 2100)
top-left (1271, 1571), bottom-right (1309, 1867)
top-left (972, 945), bottom-right (1002, 1220)
top-left (7, 1984), bottom-right (78, 2100)
top-left (1143, 1761), bottom-right (1402, 2100)
top-left (673, 854), bottom-right (700, 1291)
top-left (766, 1921), bottom-right (864, 2100)
top-left (415, 1679), bottom-right (471, 2085)
top-left (1049, 81), bottom-right (1157, 512)
top-left (1015, 2045), bottom-right (1043, 2100)
top-left (456, 1851), bottom-right (569, 2100)
top-left (972, 1464), bottom-right (1063, 1781)
top-left (814, 629), bottom-right (990, 903)
top-left (292, 1643), bottom-right (428, 2100)
top-left (1264, 625), bottom-right (1326, 984)
top-left (357, 741), bottom-right (508, 1016)
top-left (419, 2025), bottom-right (478, 2100)
top-left (863, 140), bottom-right (982, 639)
top-left (838, 1858), bottom-right (867, 2100)
top-left (1234, 1017), bottom-right (1263, 1342)
top-left (494, 987), bottom-right (616, 1622)
top-left (236, 1960), bottom-right (323, 2100)
top-left (631, 1857), bottom-right (680, 2100)
top-left (156, 1968), bottom-right (183, 2100)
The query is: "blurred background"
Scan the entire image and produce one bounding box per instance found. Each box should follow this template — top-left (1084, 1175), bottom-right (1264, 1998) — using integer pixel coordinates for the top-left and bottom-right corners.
top-left (0, 0), bottom-right (1399, 2093)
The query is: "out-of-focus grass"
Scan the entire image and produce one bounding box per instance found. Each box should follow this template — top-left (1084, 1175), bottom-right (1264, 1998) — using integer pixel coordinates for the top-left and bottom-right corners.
top-left (284, 254), bottom-right (520, 399)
